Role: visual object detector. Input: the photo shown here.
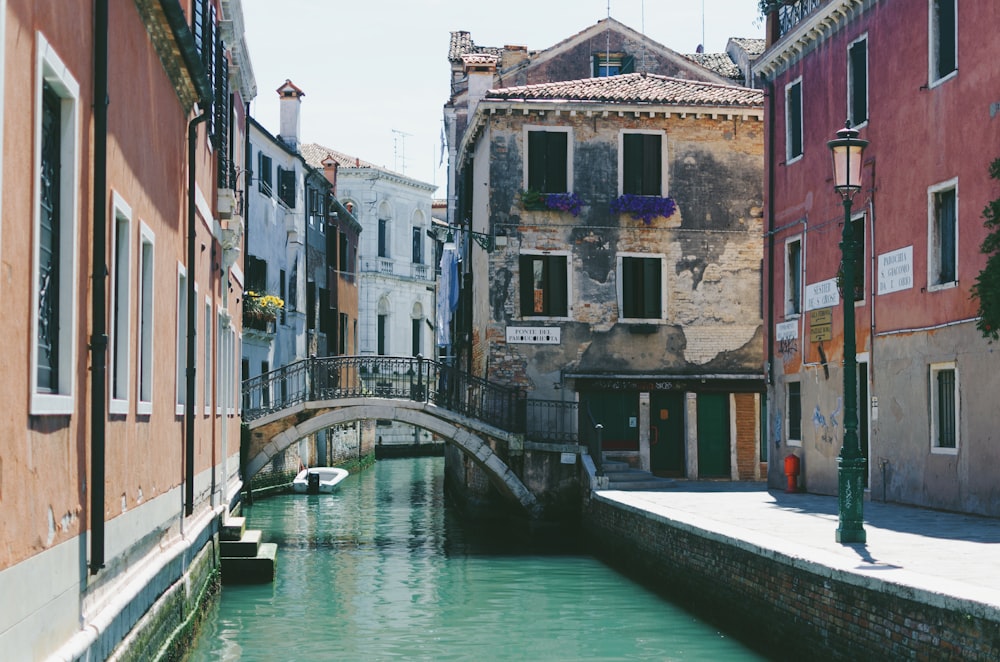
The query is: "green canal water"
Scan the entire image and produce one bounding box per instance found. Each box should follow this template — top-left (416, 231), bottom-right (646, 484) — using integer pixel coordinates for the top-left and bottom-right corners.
top-left (188, 457), bottom-right (766, 661)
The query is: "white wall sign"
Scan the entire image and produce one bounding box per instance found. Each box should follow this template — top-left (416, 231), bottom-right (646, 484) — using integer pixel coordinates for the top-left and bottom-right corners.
top-left (877, 246), bottom-right (913, 295)
top-left (776, 321), bottom-right (798, 341)
top-left (805, 278), bottom-right (840, 311)
top-left (506, 326), bottom-right (561, 344)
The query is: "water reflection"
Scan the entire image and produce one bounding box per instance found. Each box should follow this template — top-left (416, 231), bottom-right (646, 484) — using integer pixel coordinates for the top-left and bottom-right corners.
top-left (188, 457), bottom-right (764, 661)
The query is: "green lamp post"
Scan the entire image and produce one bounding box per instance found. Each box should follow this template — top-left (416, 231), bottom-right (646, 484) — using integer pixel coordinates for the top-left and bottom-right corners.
top-left (827, 122), bottom-right (869, 544)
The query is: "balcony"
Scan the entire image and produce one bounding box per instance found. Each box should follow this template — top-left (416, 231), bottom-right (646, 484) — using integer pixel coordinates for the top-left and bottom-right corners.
top-left (774, 0), bottom-right (826, 39)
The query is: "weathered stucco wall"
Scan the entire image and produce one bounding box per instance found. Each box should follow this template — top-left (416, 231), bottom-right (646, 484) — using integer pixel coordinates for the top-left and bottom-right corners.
top-left (476, 108), bottom-right (764, 400)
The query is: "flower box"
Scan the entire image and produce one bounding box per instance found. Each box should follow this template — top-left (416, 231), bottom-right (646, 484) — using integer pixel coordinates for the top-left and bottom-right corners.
top-left (610, 194), bottom-right (677, 225)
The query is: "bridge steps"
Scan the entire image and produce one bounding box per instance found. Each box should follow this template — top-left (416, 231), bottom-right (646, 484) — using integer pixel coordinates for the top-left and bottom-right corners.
top-left (601, 459), bottom-right (677, 491)
top-left (220, 519), bottom-right (276, 584)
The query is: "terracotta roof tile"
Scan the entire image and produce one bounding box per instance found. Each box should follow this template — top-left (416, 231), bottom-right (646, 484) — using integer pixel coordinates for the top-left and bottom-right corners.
top-left (684, 52), bottom-right (742, 80)
top-left (300, 143), bottom-right (378, 170)
top-left (449, 30), bottom-right (503, 62)
top-left (484, 73), bottom-right (762, 108)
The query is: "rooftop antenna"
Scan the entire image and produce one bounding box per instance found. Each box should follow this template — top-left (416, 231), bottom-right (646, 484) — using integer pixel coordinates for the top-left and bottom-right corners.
top-left (392, 128), bottom-right (412, 174)
top-left (702, 0), bottom-right (706, 53)
top-left (605, 0), bottom-right (611, 76)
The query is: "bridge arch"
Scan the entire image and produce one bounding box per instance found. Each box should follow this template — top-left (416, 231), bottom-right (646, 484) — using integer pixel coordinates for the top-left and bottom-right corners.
top-left (246, 398), bottom-right (538, 515)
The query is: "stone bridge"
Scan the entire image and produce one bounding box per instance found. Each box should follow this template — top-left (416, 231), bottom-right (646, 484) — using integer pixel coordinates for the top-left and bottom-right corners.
top-left (242, 356), bottom-right (582, 517)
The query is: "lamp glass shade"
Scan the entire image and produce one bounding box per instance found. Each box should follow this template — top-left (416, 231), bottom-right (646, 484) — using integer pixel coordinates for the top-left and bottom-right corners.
top-left (827, 126), bottom-right (868, 194)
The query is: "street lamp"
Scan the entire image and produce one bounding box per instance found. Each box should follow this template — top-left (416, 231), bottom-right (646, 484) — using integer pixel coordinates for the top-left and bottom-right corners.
top-left (827, 122), bottom-right (869, 544)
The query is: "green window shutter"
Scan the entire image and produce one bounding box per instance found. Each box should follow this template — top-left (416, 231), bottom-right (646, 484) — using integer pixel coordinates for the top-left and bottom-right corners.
top-left (520, 255), bottom-right (536, 316)
top-left (623, 133), bottom-right (643, 195)
top-left (546, 132), bottom-right (568, 193)
top-left (641, 134), bottom-right (662, 196)
top-left (527, 132), bottom-right (547, 191)
top-left (641, 258), bottom-right (662, 318)
top-left (621, 55), bottom-right (635, 74)
top-left (549, 256), bottom-right (568, 317)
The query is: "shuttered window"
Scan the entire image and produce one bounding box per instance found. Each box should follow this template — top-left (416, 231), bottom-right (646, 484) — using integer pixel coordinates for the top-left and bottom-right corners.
top-left (519, 254), bottom-right (568, 317)
top-left (527, 130), bottom-right (568, 193)
top-left (848, 37), bottom-right (868, 127)
top-left (622, 133), bottom-right (662, 196)
top-left (620, 256), bottom-right (662, 320)
top-left (786, 79), bottom-right (803, 160)
top-left (931, 364), bottom-right (958, 452)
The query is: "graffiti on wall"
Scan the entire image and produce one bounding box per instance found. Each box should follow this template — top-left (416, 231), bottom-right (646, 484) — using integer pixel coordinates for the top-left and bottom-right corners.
top-left (773, 410), bottom-right (783, 448)
top-left (812, 397), bottom-right (843, 446)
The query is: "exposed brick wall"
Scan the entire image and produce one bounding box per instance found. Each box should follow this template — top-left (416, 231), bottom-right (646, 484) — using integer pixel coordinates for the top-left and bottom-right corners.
top-left (734, 392), bottom-right (757, 480)
top-left (583, 496), bottom-right (1000, 660)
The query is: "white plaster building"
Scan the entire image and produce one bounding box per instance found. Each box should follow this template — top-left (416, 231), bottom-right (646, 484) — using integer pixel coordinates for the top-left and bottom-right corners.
top-left (303, 144), bottom-right (437, 446)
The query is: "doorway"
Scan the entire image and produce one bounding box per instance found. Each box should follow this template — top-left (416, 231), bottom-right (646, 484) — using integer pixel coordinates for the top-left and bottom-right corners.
top-left (650, 392), bottom-right (686, 477)
top-left (697, 393), bottom-right (731, 478)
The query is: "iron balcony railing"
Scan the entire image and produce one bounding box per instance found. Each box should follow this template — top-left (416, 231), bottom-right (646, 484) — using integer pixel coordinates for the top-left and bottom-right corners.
top-left (524, 399), bottom-right (578, 443)
top-left (777, 0), bottom-right (826, 38)
top-left (242, 355), bottom-right (528, 434)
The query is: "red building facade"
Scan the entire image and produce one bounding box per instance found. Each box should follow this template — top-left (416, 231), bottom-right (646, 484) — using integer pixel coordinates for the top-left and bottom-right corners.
top-left (756, 0), bottom-right (1000, 514)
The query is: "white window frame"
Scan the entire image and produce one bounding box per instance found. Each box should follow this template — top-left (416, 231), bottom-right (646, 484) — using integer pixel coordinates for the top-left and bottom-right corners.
top-left (176, 263), bottom-right (187, 416)
top-left (784, 235), bottom-right (803, 318)
top-left (928, 0), bottom-right (958, 88)
top-left (30, 32), bottom-right (81, 415)
top-left (204, 296), bottom-right (212, 415)
top-left (927, 178), bottom-right (958, 292)
top-left (521, 124), bottom-right (574, 192)
top-left (519, 249), bottom-right (573, 321)
top-left (137, 222), bottom-right (155, 415)
top-left (616, 252), bottom-right (667, 323)
top-left (109, 192), bottom-right (132, 414)
top-left (786, 379), bottom-right (802, 448)
top-left (929, 361), bottom-right (959, 455)
top-left (617, 129), bottom-right (668, 197)
top-left (847, 34), bottom-right (869, 129)
top-left (784, 77), bottom-right (803, 164)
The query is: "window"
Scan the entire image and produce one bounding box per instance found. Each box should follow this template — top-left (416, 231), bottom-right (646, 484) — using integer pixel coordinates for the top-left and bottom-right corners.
top-left (785, 237), bottom-right (802, 316)
top-left (848, 36), bottom-right (868, 127)
top-left (279, 269), bottom-right (286, 324)
top-left (928, 180), bottom-right (958, 288)
top-left (278, 166), bottom-right (295, 208)
top-left (621, 132), bottom-right (664, 196)
top-left (31, 33), bottom-right (81, 415)
top-left (137, 223), bottom-right (154, 415)
top-left (246, 255), bottom-right (267, 293)
top-left (306, 281), bottom-right (315, 331)
top-left (930, 0), bottom-right (957, 84)
top-left (593, 52), bottom-right (634, 77)
top-left (519, 253), bottom-right (568, 317)
top-left (257, 151), bottom-right (272, 195)
top-left (319, 287), bottom-right (332, 335)
top-left (176, 264), bottom-right (187, 415)
top-left (526, 128), bottom-right (570, 193)
top-left (109, 194), bottom-right (132, 414)
top-left (378, 218), bottom-right (389, 258)
top-left (412, 227), bottom-right (423, 264)
top-left (849, 214), bottom-right (865, 302)
top-left (339, 313), bottom-right (349, 354)
top-left (411, 318), bottom-right (421, 356)
top-left (339, 231), bottom-right (349, 273)
top-left (377, 314), bottom-right (387, 355)
top-left (787, 381), bottom-right (802, 446)
top-left (261, 361), bottom-right (270, 408)
top-left (785, 78), bottom-right (803, 162)
top-left (930, 363), bottom-right (958, 453)
top-left (204, 297), bottom-right (212, 414)
top-left (241, 358), bottom-right (250, 411)
top-left (619, 255), bottom-right (663, 320)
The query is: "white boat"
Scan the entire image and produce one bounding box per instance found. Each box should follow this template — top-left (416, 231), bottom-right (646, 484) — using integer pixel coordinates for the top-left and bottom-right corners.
top-left (292, 467), bottom-right (349, 494)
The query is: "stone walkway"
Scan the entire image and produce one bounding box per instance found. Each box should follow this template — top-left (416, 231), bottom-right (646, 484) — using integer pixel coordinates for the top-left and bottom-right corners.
top-left (597, 482), bottom-right (1000, 612)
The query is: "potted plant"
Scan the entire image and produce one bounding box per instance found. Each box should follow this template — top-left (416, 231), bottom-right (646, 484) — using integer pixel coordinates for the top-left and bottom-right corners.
top-left (243, 291), bottom-right (284, 330)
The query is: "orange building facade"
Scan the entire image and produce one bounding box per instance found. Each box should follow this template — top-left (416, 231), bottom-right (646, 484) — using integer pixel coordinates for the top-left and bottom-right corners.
top-left (0, 0), bottom-right (254, 657)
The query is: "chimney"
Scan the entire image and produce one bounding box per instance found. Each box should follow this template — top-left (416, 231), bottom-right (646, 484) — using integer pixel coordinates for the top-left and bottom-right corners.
top-left (462, 54), bottom-right (498, 118)
top-left (277, 79), bottom-right (304, 150)
top-left (501, 45), bottom-right (528, 71)
top-left (321, 155), bottom-right (339, 194)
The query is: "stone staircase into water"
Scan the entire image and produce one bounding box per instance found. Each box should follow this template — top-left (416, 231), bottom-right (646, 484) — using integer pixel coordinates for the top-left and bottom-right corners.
top-left (219, 516), bottom-right (277, 584)
top-left (601, 458), bottom-right (676, 491)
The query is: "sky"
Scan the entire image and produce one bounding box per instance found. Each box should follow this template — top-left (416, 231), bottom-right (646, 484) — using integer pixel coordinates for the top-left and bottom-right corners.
top-left (240, 0), bottom-right (765, 198)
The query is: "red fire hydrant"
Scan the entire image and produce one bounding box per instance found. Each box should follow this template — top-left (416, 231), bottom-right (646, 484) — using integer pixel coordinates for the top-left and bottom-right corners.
top-left (784, 454), bottom-right (801, 493)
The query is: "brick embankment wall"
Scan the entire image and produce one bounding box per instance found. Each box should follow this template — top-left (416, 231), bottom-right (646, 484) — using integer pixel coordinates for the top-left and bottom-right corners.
top-left (583, 495), bottom-right (1000, 661)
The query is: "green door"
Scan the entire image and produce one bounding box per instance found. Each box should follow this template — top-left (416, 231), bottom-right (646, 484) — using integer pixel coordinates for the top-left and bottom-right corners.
top-left (697, 393), bottom-right (730, 478)
top-left (650, 392), bottom-right (686, 477)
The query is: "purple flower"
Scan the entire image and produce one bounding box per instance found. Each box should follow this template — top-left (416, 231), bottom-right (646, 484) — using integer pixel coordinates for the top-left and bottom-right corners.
top-left (610, 194), bottom-right (677, 224)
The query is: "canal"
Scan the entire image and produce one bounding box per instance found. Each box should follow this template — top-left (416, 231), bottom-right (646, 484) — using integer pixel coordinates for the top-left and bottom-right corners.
top-left (188, 457), bottom-right (767, 661)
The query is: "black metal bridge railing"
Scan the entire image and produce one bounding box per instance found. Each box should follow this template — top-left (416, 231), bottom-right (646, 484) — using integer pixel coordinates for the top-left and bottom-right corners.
top-left (241, 355), bottom-right (531, 434)
top-left (241, 355), bottom-right (581, 443)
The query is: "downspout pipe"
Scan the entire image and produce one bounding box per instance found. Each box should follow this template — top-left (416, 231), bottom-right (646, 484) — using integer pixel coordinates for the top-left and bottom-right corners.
top-left (186, 109), bottom-right (209, 516)
top-left (89, 0), bottom-right (109, 575)
top-left (764, 75), bottom-right (776, 461)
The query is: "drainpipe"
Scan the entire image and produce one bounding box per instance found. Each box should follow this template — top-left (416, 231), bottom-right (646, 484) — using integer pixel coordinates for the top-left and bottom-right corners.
top-left (89, 0), bottom-right (109, 575)
top-left (764, 75), bottom-right (776, 455)
top-left (186, 110), bottom-right (209, 516)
